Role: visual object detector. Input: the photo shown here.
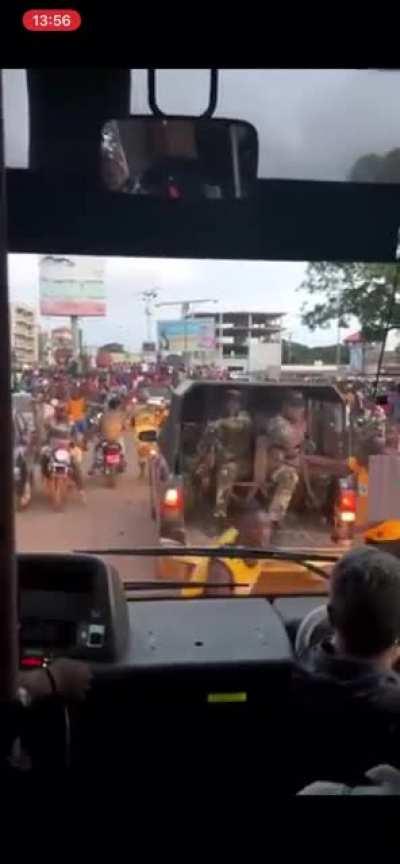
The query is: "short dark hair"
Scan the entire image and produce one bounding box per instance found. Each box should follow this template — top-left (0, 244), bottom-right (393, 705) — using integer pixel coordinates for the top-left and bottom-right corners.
top-left (329, 547), bottom-right (400, 656)
top-left (109, 397), bottom-right (120, 410)
top-left (282, 390), bottom-right (305, 409)
top-left (227, 497), bottom-right (264, 522)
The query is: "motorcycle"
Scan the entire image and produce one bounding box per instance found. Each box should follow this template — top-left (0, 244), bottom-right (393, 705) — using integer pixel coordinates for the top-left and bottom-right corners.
top-left (45, 445), bottom-right (75, 511)
top-left (86, 406), bottom-right (103, 444)
top-left (93, 440), bottom-right (124, 488)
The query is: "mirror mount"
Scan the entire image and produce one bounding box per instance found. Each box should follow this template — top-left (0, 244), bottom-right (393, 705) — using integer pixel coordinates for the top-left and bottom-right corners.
top-left (147, 69), bottom-right (219, 119)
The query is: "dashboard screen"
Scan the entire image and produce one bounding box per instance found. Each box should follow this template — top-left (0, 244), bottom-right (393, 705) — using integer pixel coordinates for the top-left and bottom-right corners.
top-left (18, 557), bottom-right (95, 593)
top-left (21, 618), bottom-right (76, 649)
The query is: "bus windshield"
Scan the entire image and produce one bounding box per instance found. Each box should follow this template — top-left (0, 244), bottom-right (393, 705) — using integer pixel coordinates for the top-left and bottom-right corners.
top-left (10, 251), bottom-right (399, 595)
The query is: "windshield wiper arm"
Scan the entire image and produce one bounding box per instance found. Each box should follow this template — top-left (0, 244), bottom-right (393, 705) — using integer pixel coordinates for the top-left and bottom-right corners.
top-left (75, 545), bottom-right (337, 562)
top-left (122, 578), bottom-right (328, 591)
top-left (75, 545), bottom-right (336, 580)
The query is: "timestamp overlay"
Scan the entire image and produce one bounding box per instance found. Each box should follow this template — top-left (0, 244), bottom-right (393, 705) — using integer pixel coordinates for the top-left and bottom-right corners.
top-left (22, 9), bottom-right (82, 32)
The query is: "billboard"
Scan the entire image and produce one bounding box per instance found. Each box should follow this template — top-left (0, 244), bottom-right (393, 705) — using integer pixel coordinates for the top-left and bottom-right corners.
top-left (157, 318), bottom-right (215, 353)
top-left (39, 255), bottom-right (106, 317)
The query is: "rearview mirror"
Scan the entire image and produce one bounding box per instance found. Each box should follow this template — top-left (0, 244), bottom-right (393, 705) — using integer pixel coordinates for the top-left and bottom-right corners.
top-left (100, 117), bottom-right (258, 200)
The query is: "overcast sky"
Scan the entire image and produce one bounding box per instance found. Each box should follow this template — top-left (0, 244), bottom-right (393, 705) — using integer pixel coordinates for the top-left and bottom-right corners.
top-left (9, 254), bottom-right (359, 350)
top-left (5, 69), bottom-right (400, 349)
top-left (5, 68), bottom-right (400, 179)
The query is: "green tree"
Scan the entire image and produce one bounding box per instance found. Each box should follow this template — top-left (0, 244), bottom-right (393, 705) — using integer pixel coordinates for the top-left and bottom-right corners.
top-left (282, 339), bottom-right (349, 365)
top-left (299, 262), bottom-right (400, 342)
top-left (349, 149), bottom-right (400, 183)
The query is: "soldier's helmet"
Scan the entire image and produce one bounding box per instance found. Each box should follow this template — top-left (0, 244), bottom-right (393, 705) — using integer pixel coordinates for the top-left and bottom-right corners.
top-left (226, 389), bottom-right (242, 401)
top-left (359, 416), bottom-right (385, 445)
top-left (267, 416), bottom-right (294, 450)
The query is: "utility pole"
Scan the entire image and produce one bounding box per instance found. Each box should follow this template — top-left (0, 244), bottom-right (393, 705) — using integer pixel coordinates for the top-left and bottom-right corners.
top-left (155, 298), bottom-right (218, 318)
top-left (336, 289), bottom-right (342, 368)
top-left (287, 331), bottom-right (293, 364)
top-left (137, 288), bottom-right (159, 343)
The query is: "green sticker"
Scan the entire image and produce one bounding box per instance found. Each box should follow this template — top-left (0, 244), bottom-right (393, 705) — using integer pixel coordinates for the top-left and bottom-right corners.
top-left (207, 692), bottom-right (247, 704)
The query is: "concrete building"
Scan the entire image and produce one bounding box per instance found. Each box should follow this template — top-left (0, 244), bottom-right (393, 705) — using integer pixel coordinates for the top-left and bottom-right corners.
top-left (193, 310), bottom-right (285, 374)
top-left (10, 303), bottom-right (39, 369)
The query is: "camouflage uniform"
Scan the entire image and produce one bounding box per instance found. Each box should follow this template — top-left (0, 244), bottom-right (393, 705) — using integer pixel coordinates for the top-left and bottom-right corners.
top-left (195, 411), bottom-right (252, 519)
top-left (256, 414), bottom-right (300, 524)
top-left (259, 462), bottom-right (299, 524)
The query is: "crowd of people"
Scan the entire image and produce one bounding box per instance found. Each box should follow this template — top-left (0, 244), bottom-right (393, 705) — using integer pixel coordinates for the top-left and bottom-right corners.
top-left (12, 363), bottom-right (176, 504)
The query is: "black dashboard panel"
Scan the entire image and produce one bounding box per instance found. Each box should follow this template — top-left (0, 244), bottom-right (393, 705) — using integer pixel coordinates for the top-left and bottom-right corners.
top-left (18, 552), bottom-right (324, 675)
top-left (16, 553), bottom-right (327, 789)
top-left (18, 554), bottom-right (128, 664)
top-left (126, 598), bottom-right (292, 670)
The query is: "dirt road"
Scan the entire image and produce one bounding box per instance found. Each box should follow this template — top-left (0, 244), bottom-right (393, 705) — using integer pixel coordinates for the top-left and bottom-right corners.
top-left (16, 435), bottom-right (158, 583)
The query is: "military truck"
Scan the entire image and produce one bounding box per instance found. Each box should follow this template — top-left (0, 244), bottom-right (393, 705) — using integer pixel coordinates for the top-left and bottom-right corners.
top-left (149, 381), bottom-right (352, 577)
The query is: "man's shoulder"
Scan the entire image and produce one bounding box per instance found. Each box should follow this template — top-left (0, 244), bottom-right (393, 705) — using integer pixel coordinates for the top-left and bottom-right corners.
top-left (293, 648), bottom-right (400, 713)
top-left (265, 414), bottom-right (289, 431)
top-left (265, 414), bottom-right (293, 444)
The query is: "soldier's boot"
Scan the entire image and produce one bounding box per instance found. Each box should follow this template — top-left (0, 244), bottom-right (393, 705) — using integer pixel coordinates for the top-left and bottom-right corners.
top-left (267, 465), bottom-right (299, 525)
top-left (214, 462), bottom-right (236, 520)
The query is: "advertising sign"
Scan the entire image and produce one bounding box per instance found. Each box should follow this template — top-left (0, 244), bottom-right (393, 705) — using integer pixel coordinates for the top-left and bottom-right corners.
top-left (39, 255), bottom-right (106, 317)
top-left (157, 318), bottom-right (215, 353)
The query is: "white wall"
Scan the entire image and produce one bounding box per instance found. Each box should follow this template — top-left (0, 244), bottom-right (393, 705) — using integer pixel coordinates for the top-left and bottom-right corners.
top-left (248, 339), bottom-right (281, 372)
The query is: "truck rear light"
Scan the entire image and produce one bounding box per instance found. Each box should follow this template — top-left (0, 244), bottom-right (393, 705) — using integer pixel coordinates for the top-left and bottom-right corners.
top-left (340, 511), bottom-right (356, 523)
top-left (339, 489), bottom-right (356, 523)
top-left (162, 487), bottom-right (183, 511)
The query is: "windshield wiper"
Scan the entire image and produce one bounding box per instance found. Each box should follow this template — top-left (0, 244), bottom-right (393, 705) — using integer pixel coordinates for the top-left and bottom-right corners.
top-left (121, 579), bottom-right (328, 592)
top-left (75, 545), bottom-right (337, 580)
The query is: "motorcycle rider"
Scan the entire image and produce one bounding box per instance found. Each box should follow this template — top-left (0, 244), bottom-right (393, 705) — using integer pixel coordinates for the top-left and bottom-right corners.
top-left (41, 404), bottom-right (86, 502)
top-left (89, 396), bottom-right (127, 474)
top-left (67, 384), bottom-right (87, 444)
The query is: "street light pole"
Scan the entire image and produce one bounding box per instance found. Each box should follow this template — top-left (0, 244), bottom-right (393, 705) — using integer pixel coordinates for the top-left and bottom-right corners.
top-left (336, 291), bottom-right (342, 368)
top-left (137, 288), bottom-right (159, 344)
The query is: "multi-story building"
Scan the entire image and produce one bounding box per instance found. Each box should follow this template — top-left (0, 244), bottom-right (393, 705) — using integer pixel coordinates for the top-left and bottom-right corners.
top-left (193, 310), bottom-right (285, 375)
top-left (9, 303), bottom-right (39, 369)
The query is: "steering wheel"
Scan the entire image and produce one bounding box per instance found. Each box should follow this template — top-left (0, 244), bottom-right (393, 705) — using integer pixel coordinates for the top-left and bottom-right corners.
top-left (295, 604), bottom-right (332, 658)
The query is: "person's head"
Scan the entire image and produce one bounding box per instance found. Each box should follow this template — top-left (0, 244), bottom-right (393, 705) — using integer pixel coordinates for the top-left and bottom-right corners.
top-left (108, 397), bottom-right (120, 411)
top-left (281, 391), bottom-right (306, 423)
top-left (230, 500), bottom-right (271, 548)
top-left (225, 389), bottom-right (243, 418)
top-left (267, 443), bottom-right (286, 471)
top-left (386, 425), bottom-right (399, 450)
top-left (328, 547), bottom-right (400, 667)
top-left (56, 404), bottom-right (68, 423)
top-left (358, 429), bottom-right (386, 464)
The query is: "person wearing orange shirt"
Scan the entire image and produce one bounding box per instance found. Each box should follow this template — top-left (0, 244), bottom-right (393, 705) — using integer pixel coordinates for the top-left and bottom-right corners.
top-left (67, 388), bottom-right (87, 441)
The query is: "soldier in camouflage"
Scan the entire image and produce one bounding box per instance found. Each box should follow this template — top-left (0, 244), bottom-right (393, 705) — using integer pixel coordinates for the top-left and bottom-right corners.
top-left (254, 392), bottom-right (307, 527)
top-left (194, 389), bottom-right (253, 520)
top-left (254, 435), bottom-right (300, 528)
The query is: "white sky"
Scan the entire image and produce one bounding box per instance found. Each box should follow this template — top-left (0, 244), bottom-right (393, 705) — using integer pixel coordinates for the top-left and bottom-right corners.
top-left (8, 254), bottom-right (359, 350)
top-left (5, 68), bottom-right (400, 180)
